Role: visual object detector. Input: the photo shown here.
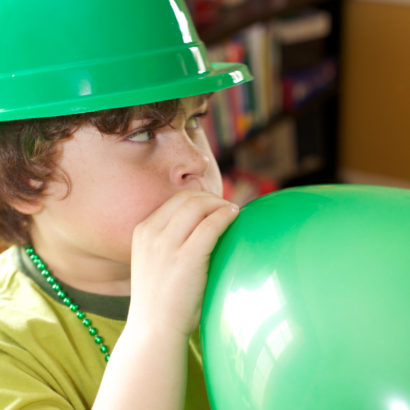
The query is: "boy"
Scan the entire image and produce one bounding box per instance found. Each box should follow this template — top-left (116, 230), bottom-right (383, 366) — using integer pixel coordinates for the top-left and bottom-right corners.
top-left (0, 0), bottom-right (251, 408)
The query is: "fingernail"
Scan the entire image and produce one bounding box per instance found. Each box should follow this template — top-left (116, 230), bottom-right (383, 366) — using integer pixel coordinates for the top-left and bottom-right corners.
top-left (231, 204), bottom-right (239, 213)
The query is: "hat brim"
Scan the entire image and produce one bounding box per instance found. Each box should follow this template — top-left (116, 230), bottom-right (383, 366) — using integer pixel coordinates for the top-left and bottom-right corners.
top-left (0, 62), bottom-right (252, 121)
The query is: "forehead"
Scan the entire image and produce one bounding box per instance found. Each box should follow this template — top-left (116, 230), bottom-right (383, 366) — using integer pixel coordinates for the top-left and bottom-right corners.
top-left (181, 94), bottom-right (212, 111)
top-left (132, 93), bottom-right (211, 122)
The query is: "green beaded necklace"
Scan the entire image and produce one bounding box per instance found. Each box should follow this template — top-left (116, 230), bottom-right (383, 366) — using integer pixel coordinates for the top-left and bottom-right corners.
top-left (24, 245), bottom-right (110, 363)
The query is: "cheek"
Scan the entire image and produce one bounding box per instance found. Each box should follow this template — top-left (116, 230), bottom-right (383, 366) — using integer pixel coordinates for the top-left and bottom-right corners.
top-left (85, 175), bottom-right (166, 226)
top-left (88, 178), bottom-right (171, 260)
top-left (54, 163), bottom-right (164, 232)
top-left (196, 131), bottom-right (223, 195)
top-left (56, 175), bottom-right (169, 261)
top-left (206, 153), bottom-right (223, 196)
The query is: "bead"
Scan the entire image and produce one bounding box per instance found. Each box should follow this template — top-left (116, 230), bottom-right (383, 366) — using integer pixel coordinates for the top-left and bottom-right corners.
top-left (77, 311), bottom-right (85, 320)
top-left (57, 290), bottom-right (66, 299)
top-left (70, 304), bottom-right (79, 312)
top-left (25, 244), bottom-right (110, 364)
top-left (95, 336), bottom-right (103, 344)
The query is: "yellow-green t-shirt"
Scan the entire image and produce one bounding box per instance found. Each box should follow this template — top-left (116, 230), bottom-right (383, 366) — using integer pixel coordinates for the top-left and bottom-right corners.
top-left (0, 246), bottom-right (209, 409)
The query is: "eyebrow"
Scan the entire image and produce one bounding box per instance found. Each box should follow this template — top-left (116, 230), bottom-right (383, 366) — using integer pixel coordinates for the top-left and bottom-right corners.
top-left (192, 92), bottom-right (214, 109)
top-left (123, 93), bottom-right (214, 135)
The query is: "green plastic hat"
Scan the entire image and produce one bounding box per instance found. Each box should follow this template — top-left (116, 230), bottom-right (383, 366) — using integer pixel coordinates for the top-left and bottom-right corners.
top-left (0, 0), bottom-right (252, 121)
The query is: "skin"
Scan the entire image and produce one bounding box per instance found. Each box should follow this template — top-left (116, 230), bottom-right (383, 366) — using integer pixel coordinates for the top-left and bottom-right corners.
top-left (22, 96), bottom-right (239, 409)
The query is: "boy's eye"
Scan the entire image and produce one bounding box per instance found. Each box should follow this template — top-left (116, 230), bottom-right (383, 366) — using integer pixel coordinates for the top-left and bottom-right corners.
top-left (126, 130), bottom-right (152, 142)
top-left (186, 112), bottom-right (207, 130)
top-left (186, 116), bottom-right (200, 130)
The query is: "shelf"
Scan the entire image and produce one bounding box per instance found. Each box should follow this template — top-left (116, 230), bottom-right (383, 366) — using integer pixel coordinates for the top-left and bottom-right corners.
top-left (217, 83), bottom-right (338, 166)
top-left (197, 0), bottom-right (344, 188)
top-left (197, 0), bottom-right (334, 45)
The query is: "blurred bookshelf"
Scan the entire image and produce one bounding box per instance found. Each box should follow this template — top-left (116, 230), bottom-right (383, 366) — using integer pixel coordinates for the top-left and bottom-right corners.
top-left (189, 0), bottom-right (344, 205)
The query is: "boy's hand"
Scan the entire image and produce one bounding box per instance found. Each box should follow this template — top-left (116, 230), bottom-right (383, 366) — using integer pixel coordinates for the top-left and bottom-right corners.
top-left (128, 190), bottom-right (239, 339)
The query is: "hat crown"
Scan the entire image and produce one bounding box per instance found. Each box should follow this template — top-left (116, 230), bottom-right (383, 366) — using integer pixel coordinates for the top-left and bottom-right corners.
top-left (0, 0), bottom-right (252, 121)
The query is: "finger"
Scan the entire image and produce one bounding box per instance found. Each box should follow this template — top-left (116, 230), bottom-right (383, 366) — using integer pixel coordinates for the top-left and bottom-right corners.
top-left (161, 195), bottom-right (236, 247)
top-left (136, 190), bottom-right (212, 234)
top-left (183, 202), bottom-right (239, 257)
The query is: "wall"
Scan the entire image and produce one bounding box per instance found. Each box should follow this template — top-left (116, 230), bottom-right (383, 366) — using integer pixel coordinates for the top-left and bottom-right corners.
top-left (339, 0), bottom-right (410, 187)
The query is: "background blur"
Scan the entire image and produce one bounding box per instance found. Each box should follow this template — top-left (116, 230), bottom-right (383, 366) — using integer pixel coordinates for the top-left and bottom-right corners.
top-left (187, 0), bottom-right (410, 205)
top-left (340, 0), bottom-right (410, 188)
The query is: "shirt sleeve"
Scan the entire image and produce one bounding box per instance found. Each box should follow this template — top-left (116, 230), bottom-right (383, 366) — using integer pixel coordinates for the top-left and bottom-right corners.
top-left (0, 350), bottom-right (75, 410)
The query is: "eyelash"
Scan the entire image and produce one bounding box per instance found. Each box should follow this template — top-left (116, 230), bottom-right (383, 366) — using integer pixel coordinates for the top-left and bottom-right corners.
top-left (192, 110), bottom-right (209, 121)
top-left (125, 110), bottom-right (209, 143)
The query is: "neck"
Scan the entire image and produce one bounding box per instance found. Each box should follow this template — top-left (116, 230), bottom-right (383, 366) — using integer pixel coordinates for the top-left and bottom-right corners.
top-left (29, 233), bottom-right (131, 297)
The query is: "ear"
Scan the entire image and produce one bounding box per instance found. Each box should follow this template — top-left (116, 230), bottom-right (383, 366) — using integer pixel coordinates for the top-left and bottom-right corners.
top-left (9, 198), bottom-right (44, 215)
top-left (9, 178), bottom-right (45, 215)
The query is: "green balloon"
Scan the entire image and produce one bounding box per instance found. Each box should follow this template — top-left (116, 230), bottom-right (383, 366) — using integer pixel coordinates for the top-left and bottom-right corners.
top-left (201, 185), bottom-right (410, 410)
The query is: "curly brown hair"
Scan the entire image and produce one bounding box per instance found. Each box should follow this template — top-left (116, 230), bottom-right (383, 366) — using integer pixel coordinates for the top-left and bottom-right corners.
top-left (0, 99), bottom-right (182, 246)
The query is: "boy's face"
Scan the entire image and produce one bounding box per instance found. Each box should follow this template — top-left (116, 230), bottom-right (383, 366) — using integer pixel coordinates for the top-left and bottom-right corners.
top-left (30, 96), bottom-right (222, 264)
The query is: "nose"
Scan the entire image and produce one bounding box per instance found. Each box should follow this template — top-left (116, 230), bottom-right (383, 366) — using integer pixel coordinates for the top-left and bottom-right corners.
top-left (168, 131), bottom-right (210, 187)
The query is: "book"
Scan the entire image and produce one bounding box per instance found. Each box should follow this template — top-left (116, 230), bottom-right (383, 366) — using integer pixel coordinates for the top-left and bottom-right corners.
top-left (272, 9), bottom-right (332, 45)
top-left (282, 58), bottom-right (337, 111)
